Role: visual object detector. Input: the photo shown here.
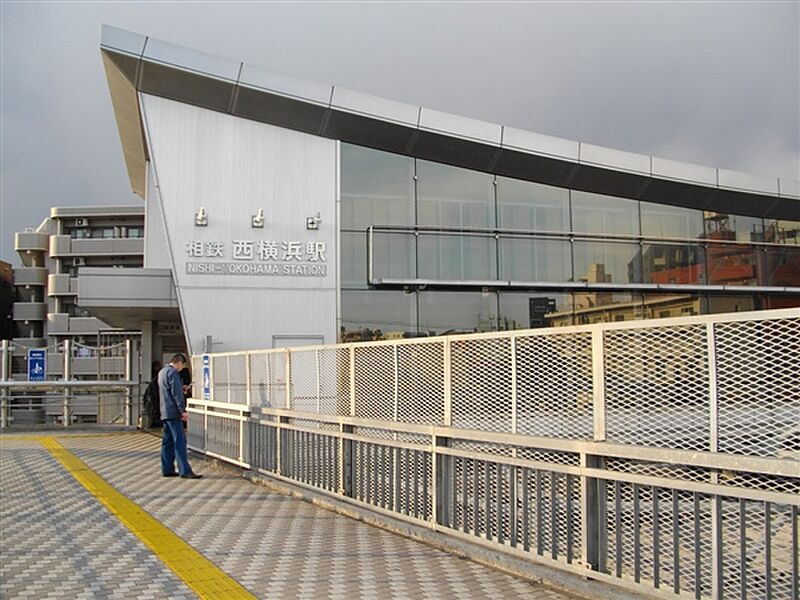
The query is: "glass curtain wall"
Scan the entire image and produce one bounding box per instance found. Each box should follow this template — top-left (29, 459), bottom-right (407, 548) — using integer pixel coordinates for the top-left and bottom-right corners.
top-left (339, 143), bottom-right (799, 341)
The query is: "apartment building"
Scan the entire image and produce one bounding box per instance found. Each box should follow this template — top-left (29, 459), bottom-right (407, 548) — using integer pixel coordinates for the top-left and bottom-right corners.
top-left (12, 205), bottom-right (144, 379)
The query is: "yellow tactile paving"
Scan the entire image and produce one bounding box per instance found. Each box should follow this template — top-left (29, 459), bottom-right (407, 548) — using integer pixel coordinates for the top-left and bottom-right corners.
top-left (3, 431), bottom-right (140, 441)
top-left (37, 436), bottom-right (256, 600)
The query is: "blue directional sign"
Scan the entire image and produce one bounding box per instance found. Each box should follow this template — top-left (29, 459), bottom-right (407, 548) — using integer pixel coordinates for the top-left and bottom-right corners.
top-left (28, 349), bottom-right (46, 382)
top-left (202, 354), bottom-right (211, 400)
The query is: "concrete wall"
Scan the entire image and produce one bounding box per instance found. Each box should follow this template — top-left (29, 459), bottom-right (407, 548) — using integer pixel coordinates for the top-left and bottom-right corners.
top-left (140, 94), bottom-right (338, 354)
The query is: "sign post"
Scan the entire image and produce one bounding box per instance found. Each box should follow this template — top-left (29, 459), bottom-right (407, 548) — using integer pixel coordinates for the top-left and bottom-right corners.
top-left (27, 349), bottom-right (46, 382)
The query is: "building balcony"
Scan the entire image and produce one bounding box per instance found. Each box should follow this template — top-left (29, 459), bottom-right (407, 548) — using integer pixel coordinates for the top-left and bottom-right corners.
top-left (44, 314), bottom-right (110, 335)
top-left (12, 302), bottom-right (47, 322)
top-left (11, 337), bottom-right (47, 349)
top-left (15, 231), bottom-right (49, 252)
top-left (47, 312), bottom-right (70, 334)
top-left (49, 235), bottom-right (71, 257)
top-left (68, 316), bottom-right (111, 334)
top-left (13, 266), bottom-right (47, 286)
top-left (49, 236), bottom-right (144, 257)
top-left (48, 274), bottom-right (78, 296)
top-left (72, 237), bottom-right (144, 255)
top-left (16, 232), bottom-right (49, 266)
top-left (44, 355), bottom-right (126, 377)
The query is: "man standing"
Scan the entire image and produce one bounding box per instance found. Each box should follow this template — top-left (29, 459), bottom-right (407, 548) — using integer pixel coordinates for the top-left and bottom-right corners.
top-left (158, 353), bottom-right (202, 479)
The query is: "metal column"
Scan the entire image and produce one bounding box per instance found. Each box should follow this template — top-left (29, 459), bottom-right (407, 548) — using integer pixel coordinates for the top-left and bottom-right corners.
top-left (62, 339), bottom-right (72, 427)
top-left (0, 340), bottom-right (9, 428)
top-left (124, 340), bottom-right (133, 426)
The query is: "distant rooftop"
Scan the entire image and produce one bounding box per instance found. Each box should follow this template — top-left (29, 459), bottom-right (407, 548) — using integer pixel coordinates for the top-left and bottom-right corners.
top-left (100, 24), bottom-right (799, 220)
top-left (50, 205), bottom-right (143, 219)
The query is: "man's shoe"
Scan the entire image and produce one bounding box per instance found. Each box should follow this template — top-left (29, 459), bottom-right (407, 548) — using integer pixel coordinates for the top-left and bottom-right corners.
top-left (162, 473), bottom-right (179, 477)
top-left (180, 473), bottom-right (203, 479)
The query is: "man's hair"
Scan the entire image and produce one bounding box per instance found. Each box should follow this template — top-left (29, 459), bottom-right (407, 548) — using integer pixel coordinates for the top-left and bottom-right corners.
top-left (171, 353), bottom-right (187, 365)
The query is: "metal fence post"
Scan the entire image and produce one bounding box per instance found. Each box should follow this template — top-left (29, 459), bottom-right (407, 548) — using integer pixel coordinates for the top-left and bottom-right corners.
top-left (245, 352), bottom-right (252, 407)
top-left (242, 352), bottom-right (251, 464)
top-left (434, 435), bottom-right (452, 528)
top-left (285, 349), bottom-right (292, 410)
top-left (580, 453), bottom-right (603, 573)
top-left (591, 328), bottom-right (606, 442)
top-left (124, 339), bottom-right (132, 427)
top-left (707, 321), bottom-right (723, 599)
top-left (239, 409), bottom-right (245, 464)
top-left (341, 345), bottom-right (355, 497)
top-left (315, 349), bottom-right (321, 414)
top-left (63, 339), bottom-right (71, 427)
top-left (583, 327), bottom-right (607, 574)
top-left (0, 340), bottom-right (9, 429)
top-left (443, 338), bottom-right (452, 428)
top-left (342, 424), bottom-right (354, 497)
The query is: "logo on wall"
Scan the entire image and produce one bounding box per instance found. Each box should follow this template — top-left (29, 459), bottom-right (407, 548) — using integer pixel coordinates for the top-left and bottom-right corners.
top-left (184, 239), bottom-right (328, 277)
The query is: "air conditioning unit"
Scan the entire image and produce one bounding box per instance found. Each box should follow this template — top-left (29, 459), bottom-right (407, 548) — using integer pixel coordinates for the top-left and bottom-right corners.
top-left (74, 218), bottom-right (89, 227)
top-left (72, 257), bottom-right (85, 267)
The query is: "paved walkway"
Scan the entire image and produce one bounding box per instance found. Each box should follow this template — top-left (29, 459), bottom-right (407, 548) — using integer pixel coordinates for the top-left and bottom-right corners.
top-left (1, 431), bottom-right (581, 599)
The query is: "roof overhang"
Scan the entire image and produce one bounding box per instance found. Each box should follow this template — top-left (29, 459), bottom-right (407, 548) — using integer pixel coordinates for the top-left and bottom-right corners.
top-left (100, 25), bottom-right (800, 220)
top-left (77, 267), bottom-right (180, 329)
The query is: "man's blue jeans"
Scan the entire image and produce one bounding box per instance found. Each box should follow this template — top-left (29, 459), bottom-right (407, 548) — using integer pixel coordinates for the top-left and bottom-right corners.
top-left (161, 418), bottom-right (192, 476)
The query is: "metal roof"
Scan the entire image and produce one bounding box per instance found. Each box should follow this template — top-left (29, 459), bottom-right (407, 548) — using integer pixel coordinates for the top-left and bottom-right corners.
top-left (100, 24), bottom-right (799, 220)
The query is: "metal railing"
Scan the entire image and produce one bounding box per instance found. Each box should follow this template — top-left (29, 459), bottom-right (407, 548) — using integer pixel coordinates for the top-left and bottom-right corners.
top-left (0, 339), bottom-right (139, 428)
top-left (0, 386), bottom-right (139, 427)
top-left (188, 307), bottom-right (800, 599)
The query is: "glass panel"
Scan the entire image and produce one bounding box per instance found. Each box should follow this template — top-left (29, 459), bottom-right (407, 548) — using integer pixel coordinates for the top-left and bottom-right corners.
top-left (340, 290), bottom-right (417, 342)
top-left (640, 201), bottom-right (704, 239)
top-left (93, 228), bottom-right (115, 239)
top-left (573, 240), bottom-right (641, 285)
top-left (706, 244), bottom-right (759, 286)
top-left (340, 144), bottom-right (414, 228)
top-left (372, 231), bottom-right (416, 282)
top-left (419, 291), bottom-right (498, 335)
top-left (344, 231), bottom-right (417, 288)
top-left (762, 295), bottom-right (800, 309)
top-left (641, 243), bottom-right (706, 285)
top-left (418, 234), bottom-right (496, 281)
top-left (764, 219), bottom-right (800, 245)
top-left (573, 292), bottom-right (643, 325)
top-left (641, 293), bottom-right (702, 319)
top-left (498, 292), bottom-right (574, 329)
top-left (417, 160), bottom-right (494, 227)
top-left (340, 231), bottom-right (367, 289)
top-left (702, 212), bottom-right (763, 242)
top-left (763, 246), bottom-right (800, 287)
top-left (499, 237), bottom-right (571, 282)
top-left (497, 177), bottom-right (569, 231)
top-left (706, 295), bottom-right (756, 314)
top-left (571, 191), bottom-right (639, 236)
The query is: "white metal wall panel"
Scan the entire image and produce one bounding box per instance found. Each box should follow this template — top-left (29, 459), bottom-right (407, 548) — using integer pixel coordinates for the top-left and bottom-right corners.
top-left (144, 163), bottom-right (171, 268)
top-left (140, 94), bottom-right (337, 354)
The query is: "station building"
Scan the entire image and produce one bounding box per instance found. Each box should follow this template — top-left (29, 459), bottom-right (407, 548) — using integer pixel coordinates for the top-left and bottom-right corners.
top-left (81, 25), bottom-right (800, 367)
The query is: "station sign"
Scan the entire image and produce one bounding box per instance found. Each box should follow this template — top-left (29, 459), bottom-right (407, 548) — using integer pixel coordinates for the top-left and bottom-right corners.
top-left (185, 239), bottom-right (328, 278)
top-left (202, 354), bottom-right (211, 400)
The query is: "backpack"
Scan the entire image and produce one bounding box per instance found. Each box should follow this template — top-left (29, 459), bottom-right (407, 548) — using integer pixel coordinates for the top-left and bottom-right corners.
top-left (142, 378), bottom-right (161, 427)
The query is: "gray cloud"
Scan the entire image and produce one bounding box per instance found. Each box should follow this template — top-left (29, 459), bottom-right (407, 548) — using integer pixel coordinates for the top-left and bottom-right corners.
top-left (2, 2), bottom-right (798, 264)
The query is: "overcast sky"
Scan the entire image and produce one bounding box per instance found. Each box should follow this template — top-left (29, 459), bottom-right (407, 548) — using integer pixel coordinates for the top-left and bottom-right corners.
top-left (2, 1), bottom-right (798, 264)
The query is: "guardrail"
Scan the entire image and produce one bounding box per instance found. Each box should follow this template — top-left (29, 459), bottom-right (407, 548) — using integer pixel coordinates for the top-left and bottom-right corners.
top-left (188, 307), bottom-right (800, 599)
top-left (0, 382), bottom-right (139, 428)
